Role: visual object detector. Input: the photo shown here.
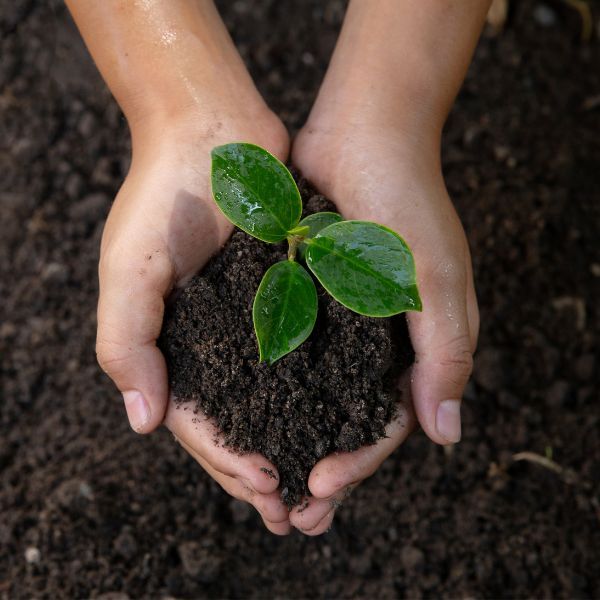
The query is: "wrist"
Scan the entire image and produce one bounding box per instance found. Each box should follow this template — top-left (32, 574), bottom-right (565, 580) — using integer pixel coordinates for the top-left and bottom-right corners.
top-left (304, 0), bottom-right (490, 155)
top-left (293, 114), bottom-right (445, 223)
top-left (120, 38), bottom-right (273, 140)
top-left (127, 83), bottom-right (278, 150)
top-left (298, 109), bottom-right (442, 178)
top-left (67, 0), bottom-right (273, 142)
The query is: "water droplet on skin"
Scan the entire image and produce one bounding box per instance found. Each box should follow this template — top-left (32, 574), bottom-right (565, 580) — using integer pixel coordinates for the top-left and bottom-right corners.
top-left (160, 29), bottom-right (177, 46)
top-left (442, 262), bottom-right (456, 277)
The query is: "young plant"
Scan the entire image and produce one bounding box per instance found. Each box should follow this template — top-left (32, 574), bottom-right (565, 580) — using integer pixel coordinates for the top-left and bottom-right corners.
top-left (211, 143), bottom-right (422, 365)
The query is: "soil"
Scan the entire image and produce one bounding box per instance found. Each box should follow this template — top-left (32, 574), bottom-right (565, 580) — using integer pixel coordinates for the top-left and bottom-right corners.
top-left (1, 0), bottom-right (599, 599)
top-left (159, 185), bottom-right (412, 507)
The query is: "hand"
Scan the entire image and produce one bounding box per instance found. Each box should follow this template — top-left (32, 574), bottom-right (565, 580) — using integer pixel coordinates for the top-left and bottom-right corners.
top-left (288, 388), bottom-right (417, 536)
top-left (96, 110), bottom-right (293, 534)
top-left (288, 119), bottom-right (479, 532)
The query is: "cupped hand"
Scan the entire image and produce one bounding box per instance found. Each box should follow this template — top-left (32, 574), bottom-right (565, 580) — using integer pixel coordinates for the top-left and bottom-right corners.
top-left (289, 122), bottom-right (479, 532)
top-left (96, 110), bottom-right (292, 534)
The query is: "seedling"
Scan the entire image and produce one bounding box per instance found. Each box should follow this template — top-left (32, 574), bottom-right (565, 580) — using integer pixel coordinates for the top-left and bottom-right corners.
top-left (211, 143), bottom-right (422, 365)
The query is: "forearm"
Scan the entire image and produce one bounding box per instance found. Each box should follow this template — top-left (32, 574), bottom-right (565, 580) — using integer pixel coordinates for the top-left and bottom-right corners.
top-left (65, 0), bottom-right (264, 136)
top-left (309, 0), bottom-right (491, 147)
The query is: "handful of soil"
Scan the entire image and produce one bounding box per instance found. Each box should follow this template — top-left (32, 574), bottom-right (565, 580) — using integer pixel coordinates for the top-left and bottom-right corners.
top-left (159, 177), bottom-right (413, 506)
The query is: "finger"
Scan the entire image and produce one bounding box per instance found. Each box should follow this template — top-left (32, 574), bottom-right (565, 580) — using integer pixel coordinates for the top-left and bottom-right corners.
top-left (308, 400), bottom-right (416, 499)
top-left (174, 430), bottom-right (288, 523)
top-left (407, 258), bottom-right (474, 445)
top-left (289, 483), bottom-right (355, 532)
top-left (165, 401), bottom-right (280, 494)
top-left (249, 489), bottom-right (290, 525)
top-left (298, 509), bottom-right (336, 537)
top-left (261, 517), bottom-right (293, 536)
top-left (97, 230), bottom-right (174, 434)
top-left (178, 437), bottom-right (290, 525)
top-left (221, 481), bottom-right (289, 527)
top-left (289, 497), bottom-right (332, 532)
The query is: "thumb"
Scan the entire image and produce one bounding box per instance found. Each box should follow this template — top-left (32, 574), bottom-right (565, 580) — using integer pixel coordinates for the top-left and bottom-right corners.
top-left (96, 237), bottom-right (174, 433)
top-left (408, 259), bottom-right (476, 445)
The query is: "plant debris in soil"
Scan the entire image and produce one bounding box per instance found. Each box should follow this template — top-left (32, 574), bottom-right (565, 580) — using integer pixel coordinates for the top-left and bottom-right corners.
top-left (159, 177), bottom-right (414, 506)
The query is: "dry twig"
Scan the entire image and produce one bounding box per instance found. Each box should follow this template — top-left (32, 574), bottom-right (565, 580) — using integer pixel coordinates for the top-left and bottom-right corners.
top-left (563, 0), bottom-right (593, 42)
top-left (512, 451), bottom-right (581, 486)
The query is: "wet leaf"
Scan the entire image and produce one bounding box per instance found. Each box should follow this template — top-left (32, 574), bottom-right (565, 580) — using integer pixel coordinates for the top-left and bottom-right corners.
top-left (297, 212), bottom-right (343, 260)
top-left (253, 260), bottom-right (318, 364)
top-left (305, 220), bottom-right (422, 317)
top-left (211, 143), bottom-right (301, 243)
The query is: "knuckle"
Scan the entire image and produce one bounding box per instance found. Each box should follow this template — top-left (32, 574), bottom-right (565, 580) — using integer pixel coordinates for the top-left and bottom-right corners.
top-left (440, 361), bottom-right (473, 392)
top-left (95, 337), bottom-right (131, 377)
top-left (441, 349), bottom-right (473, 377)
top-left (432, 335), bottom-right (474, 382)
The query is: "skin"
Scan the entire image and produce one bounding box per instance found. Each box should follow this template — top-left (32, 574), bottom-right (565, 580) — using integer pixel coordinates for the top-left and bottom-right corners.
top-left (287, 0), bottom-right (488, 530)
top-left (66, 0), bottom-right (489, 535)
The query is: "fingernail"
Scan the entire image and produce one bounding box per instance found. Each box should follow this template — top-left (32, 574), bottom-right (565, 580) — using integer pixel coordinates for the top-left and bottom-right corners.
top-left (122, 390), bottom-right (150, 432)
top-left (436, 400), bottom-right (462, 443)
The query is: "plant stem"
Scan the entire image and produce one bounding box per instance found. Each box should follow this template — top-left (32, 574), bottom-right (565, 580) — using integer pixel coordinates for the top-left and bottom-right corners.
top-left (287, 235), bottom-right (304, 261)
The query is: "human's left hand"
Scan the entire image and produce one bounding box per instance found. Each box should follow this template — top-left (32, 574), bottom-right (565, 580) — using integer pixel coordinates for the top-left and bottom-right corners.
top-left (287, 121), bottom-right (479, 534)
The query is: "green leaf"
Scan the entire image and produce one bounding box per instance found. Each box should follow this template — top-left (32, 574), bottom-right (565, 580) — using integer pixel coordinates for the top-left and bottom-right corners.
top-left (297, 212), bottom-right (343, 260)
top-left (211, 143), bottom-right (302, 243)
top-left (253, 260), bottom-right (318, 365)
top-left (287, 225), bottom-right (310, 237)
top-left (305, 220), bottom-right (422, 317)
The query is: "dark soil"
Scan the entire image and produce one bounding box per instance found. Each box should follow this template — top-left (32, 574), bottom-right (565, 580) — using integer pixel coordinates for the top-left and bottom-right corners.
top-left (1, 1), bottom-right (599, 598)
top-left (159, 185), bottom-right (411, 507)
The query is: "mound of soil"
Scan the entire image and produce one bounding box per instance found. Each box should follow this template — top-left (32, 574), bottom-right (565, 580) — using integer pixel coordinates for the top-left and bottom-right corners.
top-left (159, 181), bottom-right (412, 506)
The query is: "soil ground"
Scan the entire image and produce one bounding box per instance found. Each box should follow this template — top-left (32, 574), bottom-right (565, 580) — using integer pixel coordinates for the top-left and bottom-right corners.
top-left (1, 1), bottom-right (599, 598)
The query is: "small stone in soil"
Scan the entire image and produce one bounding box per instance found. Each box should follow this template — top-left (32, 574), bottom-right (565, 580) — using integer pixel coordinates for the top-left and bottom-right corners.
top-left (24, 547), bottom-right (41, 565)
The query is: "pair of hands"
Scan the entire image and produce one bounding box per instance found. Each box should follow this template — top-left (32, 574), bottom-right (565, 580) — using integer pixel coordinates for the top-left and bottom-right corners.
top-left (96, 104), bottom-right (478, 535)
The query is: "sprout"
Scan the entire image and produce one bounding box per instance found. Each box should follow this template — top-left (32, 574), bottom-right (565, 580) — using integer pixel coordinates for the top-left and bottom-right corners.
top-left (211, 142), bottom-right (422, 364)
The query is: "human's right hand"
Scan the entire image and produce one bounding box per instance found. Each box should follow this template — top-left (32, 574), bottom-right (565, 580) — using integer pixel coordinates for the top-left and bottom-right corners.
top-left (96, 109), bottom-right (293, 534)
top-left (65, 0), bottom-right (295, 534)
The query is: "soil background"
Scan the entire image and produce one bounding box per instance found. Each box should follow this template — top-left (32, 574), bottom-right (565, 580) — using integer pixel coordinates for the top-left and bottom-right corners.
top-left (1, 1), bottom-right (599, 598)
